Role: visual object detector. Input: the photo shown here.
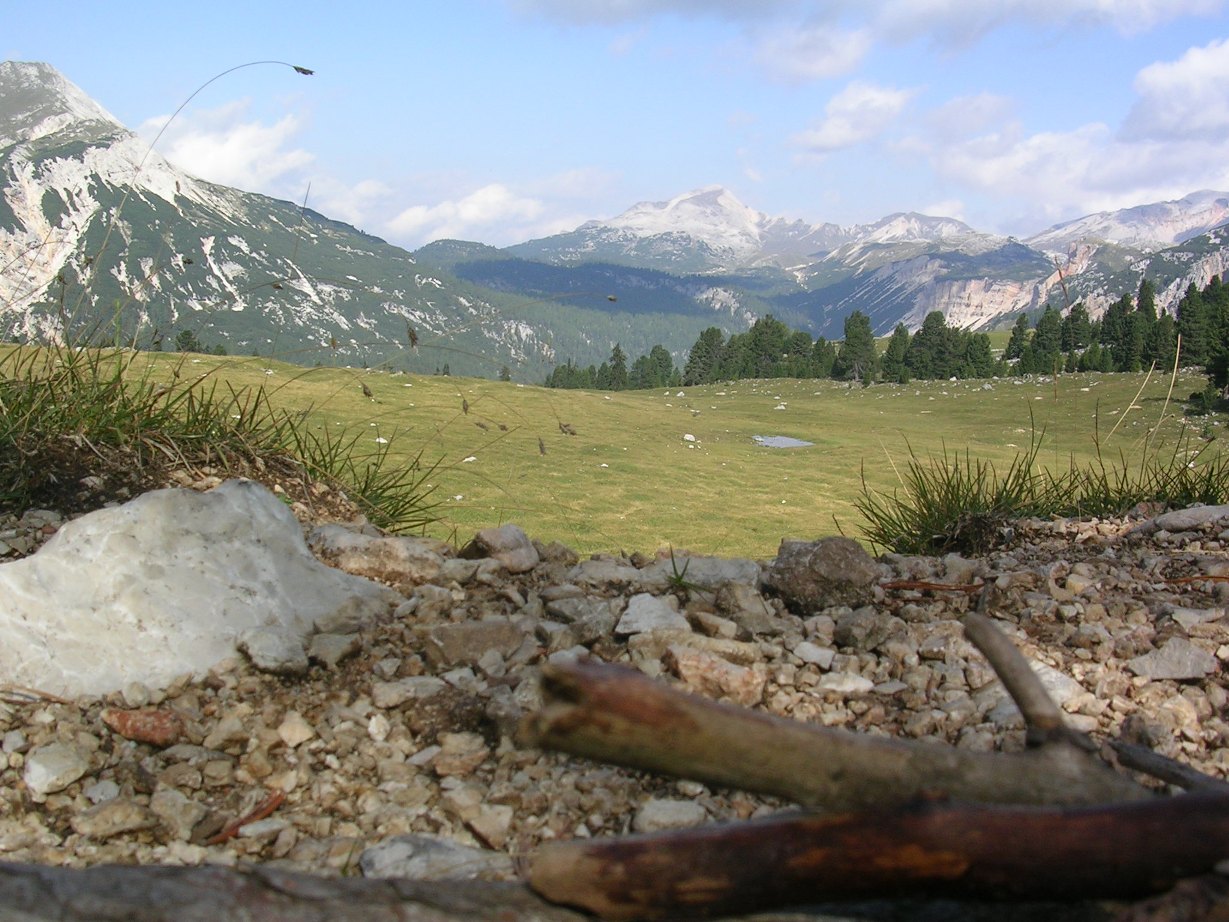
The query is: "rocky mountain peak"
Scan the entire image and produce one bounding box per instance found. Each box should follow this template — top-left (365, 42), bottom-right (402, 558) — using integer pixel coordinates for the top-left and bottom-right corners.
top-left (590, 185), bottom-right (768, 256)
top-left (0, 61), bottom-right (124, 147)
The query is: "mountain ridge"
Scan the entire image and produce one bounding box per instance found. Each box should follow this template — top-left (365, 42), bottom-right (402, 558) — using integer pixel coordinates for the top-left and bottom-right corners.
top-left (4, 60), bottom-right (1229, 377)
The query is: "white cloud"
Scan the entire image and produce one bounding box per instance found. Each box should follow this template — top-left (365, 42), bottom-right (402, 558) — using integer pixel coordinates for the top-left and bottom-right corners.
top-left (753, 25), bottom-right (872, 80)
top-left (309, 178), bottom-right (393, 230)
top-left (792, 81), bottom-right (917, 153)
top-left (138, 100), bottom-right (313, 193)
top-left (386, 184), bottom-right (551, 245)
top-left (1122, 38), bottom-right (1229, 140)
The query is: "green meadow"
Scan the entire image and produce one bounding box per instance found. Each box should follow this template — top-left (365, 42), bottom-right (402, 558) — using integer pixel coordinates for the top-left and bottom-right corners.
top-left (151, 353), bottom-right (1219, 559)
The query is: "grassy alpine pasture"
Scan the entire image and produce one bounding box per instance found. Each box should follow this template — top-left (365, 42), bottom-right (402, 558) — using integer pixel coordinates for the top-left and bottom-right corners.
top-left (120, 351), bottom-right (1218, 559)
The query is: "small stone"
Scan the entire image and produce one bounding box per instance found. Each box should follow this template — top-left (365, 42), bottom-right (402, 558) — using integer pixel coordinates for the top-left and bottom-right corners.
top-left (420, 618), bottom-right (526, 669)
top-left (615, 593), bottom-right (689, 635)
top-left (793, 641), bottom-right (835, 669)
top-left (238, 628), bottom-right (309, 675)
top-left (277, 711), bottom-right (316, 748)
top-left (466, 804), bottom-right (515, 849)
top-left (150, 788), bottom-right (209, 841)
top-left (1149, 505), bottom-right (1229, 532)
top-left (121, 682), bottom-right (151, 708)
top-left (632, 798), bottom-right (708, 833)
top-left (1170, 607), bottom-right (1225, 632)
top-left (102, 707), bottom-right (185, 748)
top-left (71, 798), bottom-right (158, 839)
top-left (817, 672), bottom-right (875, 694)
top-left (203, 714), bottom-right (248, 751)
top-left (360, 834), bottom-right (514, 880)
top-left (368, 713), bottom-right (392, 742)
top-left (83, 779), bottom-right (121, 805)
top-left (460, 524), bottom-right (540, 574)
top-left (833, 607), bottom-right (898, 651)
top-left (23, 742), bottom-right (90, 797)
top-left (371, 677), bottom-right (447, 709)
top-left (1128, 637), bottom-right (1218, 680)
top-left (665, 646), bottom-right (765, 707)
top-left (308, 524), bottom-right (445, 588)
top-left (433, 732), bottom-right (489, 777)
top-left (308, 633), bottom-right (362, 668)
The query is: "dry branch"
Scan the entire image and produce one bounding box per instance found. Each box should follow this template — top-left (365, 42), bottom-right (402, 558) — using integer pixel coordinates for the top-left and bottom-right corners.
top-left (527, 793), bottom-right (1229, 920)
top-left (0, 861), bottom-right (587, 922)
top-left (961, 613), bottom-right (1094, 750)
top-left (518, 659), bottom-right (1146, 811)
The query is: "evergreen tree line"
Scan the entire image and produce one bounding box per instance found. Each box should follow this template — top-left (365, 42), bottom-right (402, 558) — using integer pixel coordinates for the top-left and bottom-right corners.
top-left (544, 277), bottom-right (1229, 400)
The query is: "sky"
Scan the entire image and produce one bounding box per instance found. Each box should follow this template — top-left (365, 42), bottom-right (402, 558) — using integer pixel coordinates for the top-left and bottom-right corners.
top-left (7, 1), bottom-right (1229, 250)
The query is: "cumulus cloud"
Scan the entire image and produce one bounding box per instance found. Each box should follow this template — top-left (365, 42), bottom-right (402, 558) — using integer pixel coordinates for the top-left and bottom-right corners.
top-left (138, 100), bottom-right (314, 193)
top-left (1122, 38), bottom-right (1229, 140)
top-left (386, 184), bottom-right (566, 246)
top-left (792, 81), bottom-right (918, 153)
top-left (753, 25), bottom-right (873, 81)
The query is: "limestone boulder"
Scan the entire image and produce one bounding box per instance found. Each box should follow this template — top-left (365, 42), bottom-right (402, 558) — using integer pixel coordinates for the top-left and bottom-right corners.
top-left (0, 479), bottom-right (398, 698)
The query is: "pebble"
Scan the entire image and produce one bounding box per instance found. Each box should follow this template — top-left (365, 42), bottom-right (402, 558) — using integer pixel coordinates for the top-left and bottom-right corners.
top-left (632, 797), bottom-right (709, 832)
top-left (22, 742), bottom-right (90, 797)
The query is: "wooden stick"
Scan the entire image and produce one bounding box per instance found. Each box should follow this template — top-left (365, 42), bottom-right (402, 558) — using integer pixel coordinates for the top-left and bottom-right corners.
top-left (961, 613), bottom-right (1094, 750)
top-left (518, 660), bottom-right (1145, 812)
top-left (527, 793), bottom-right (1229, 920)
top-left (1110, 740), bottom-right (1229, 794)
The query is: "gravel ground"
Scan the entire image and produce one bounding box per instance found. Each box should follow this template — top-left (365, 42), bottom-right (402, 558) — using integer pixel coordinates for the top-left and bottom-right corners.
top-left (1, 474), bottom-right (1227, 891)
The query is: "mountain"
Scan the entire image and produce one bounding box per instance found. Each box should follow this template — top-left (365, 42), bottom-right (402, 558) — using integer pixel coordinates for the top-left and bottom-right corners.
top-left (508, 186), bottom-right (978, 272)
top-left (1026, 190), bottom-right (1229, 253)
top-left (5, 61), bottom-right (1229, 376)
top-left (510, 184), bottom-right (1229, 337)
top-left (0, 61), bottom-right (589, 379)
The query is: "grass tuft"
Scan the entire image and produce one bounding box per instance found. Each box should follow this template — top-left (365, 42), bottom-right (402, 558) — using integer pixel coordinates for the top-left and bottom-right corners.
top-left (0, 344), bottom-right (437, 532)
top-left (857, 425), bottom-right (1228, 555)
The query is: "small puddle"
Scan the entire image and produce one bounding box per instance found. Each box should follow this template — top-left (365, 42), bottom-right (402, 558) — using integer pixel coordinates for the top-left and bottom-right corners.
top-left (753, 435), bottom-right (814, 449)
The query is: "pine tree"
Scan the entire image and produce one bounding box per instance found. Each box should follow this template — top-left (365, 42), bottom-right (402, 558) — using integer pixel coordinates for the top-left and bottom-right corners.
top-left (881, 324), bottom-right (911, 383)
top-left (835, 311), bottom-right (878, 382)
top-left (1005, 314), bottom-right (1031, 361)
top-left (683, 327), bottom-right (726, 385)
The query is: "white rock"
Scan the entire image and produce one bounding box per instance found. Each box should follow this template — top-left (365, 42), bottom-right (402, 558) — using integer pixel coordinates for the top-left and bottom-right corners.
top-left (632, 797), bottom-right (708, 833)
top-left (360, 834), bottom-right (514, 880)
top-left (794, 641), bottom-right (836, 669)
top-left (23, 742), bottom-right (89, 797)
top-left (615, 593), bottom-right (690, 635)
top-left (0, 480), bottom-right (398, 698)
top-left (818, 672), bottom-right (875, 694)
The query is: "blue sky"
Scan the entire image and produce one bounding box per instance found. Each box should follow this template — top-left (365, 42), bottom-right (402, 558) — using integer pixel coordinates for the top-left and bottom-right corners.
top-left (7, 1), bottom-right (1229, 248)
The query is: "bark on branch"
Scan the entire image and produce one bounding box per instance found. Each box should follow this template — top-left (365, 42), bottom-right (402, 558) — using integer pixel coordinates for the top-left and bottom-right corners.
top-left (0, 861), bottom-right (587, 922)
top-left (517, 659), bottom-right (1146, 812)
top-left (527, 794), bottom-right (1229, 920)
